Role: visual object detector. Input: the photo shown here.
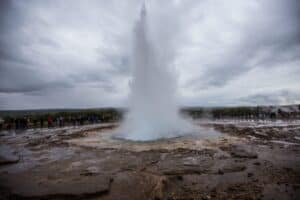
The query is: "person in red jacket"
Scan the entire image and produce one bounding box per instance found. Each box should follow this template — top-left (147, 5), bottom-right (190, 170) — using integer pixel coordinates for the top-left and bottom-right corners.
top-left (47, 116), bottom-right (53, 128)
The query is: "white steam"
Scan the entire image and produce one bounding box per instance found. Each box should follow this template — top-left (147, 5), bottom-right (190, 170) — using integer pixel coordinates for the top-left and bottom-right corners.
top-left (118, 2), bottom-right (191, 141)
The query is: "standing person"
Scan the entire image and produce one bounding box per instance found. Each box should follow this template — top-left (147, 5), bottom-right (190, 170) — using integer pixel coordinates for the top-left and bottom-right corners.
top-left (27, 117), bottom-right (30, 129)
top-left (6, 119), bottom-right (12, 130)
top-left (14, 118), bottom-right (19, 130)
top-left (56, 117), bottom-right (60, 127)
top-left (33, 119), bottom-right (37, 129)
top-left (48, 116), bottom-right (53, 128)
top-left (22, 117), bottom-right (29, 129)
top-left (60, 116), bottom-right (64, 127)
top-left (20, 118), bottom-right (24, 129)
top-left (78, 116), bottom-right (82, 126)
top-left (40, 118), bottom-right (44, 128)
top-left (0, 117), bottom-right (4, 130)
top-left (59, 116), bottom-right (64, 127)
top-left (58, 116), bottom-right (62, 127)
top-left (72, 117), bottom-right (76, 126)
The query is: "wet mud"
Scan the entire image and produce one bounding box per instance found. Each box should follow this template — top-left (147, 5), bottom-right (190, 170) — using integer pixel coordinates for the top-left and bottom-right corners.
top-left (0, 121), bottom-right (299, 200)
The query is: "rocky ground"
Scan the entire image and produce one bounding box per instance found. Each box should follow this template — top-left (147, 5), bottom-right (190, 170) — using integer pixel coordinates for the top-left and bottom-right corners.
top-left (0, 120), bottom-right (299, 200)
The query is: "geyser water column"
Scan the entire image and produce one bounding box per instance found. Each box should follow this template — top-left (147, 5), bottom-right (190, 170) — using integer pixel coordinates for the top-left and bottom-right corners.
top-left (119, 2), bottom-right (190, 141)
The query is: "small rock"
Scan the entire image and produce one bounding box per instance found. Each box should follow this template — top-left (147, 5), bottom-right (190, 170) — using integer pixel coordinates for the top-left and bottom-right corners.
top-left (253, 131), bottom-right (269, 138)
top-left (292, 184), bottom-right (300, 190)
top-left (253, 161), bottom-right (261, 166)
top-left (0, 155), bottom-right (19, 165)
top-left (202, 195), bottom-right (211, 200)
top-left (80, 166), bottom-right (100, 176)
top-left (294, 136), bottom-right (300, 140)
top-left (183, 157), bottom-right (199, 166)
top-left (221, 164), bottom-right (246, 173)
top-left (0, 146), bottom-right (20, 165)
top-left (230, 150), bottom-right (257, 159)
top-left (247, 172), bottom-right (254, 177)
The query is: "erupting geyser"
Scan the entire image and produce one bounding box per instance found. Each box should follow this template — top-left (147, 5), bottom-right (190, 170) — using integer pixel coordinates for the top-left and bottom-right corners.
top-left (118, 2), bottom-right (191, 141)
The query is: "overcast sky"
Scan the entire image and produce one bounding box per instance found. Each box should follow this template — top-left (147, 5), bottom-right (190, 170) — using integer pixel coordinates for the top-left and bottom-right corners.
top-left (0, 0), bottom-right (300, 110)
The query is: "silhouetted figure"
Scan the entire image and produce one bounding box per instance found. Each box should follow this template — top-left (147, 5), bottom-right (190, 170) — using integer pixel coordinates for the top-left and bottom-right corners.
top-left (59, 116), bottom-right (64, 127)
top-left (33, 119), bottom-right (38, 128)
top-left (0, 118), bottom-right (4, 130)
top-left (48, 116), bottom-right (53, 128)
top-left (20, 117), bottom-right (28, 129)
top-left (7, 123), bottom-right (12, 130)
top-left (72, 117), bottom-right (76, 126)
top-left (40, 119), bottom-right (44, 128)
top-left (15, 119), bottom-right (20, 129)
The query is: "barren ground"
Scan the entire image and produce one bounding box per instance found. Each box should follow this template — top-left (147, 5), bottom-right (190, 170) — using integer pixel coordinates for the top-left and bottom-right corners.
top-left (0, 120), bottom-right (299, 200)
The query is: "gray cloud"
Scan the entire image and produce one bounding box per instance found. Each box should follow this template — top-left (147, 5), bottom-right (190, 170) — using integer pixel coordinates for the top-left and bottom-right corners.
top-left (0, 62), bottom-right (73, 93)
top-left (239, 89), bottom-right (300, 105)
top-left (0, 0), bottom-right (299, 109)
top-left (184, 0), bottom-right (300, 89)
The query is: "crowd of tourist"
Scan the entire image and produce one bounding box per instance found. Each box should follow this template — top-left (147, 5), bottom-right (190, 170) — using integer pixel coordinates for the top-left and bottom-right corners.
top-left (0, 115), bottom-right (106, 130)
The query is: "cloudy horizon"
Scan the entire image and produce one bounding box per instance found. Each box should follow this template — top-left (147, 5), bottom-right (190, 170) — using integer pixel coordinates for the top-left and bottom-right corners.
top-left (1, 0), bottom-right (300, 110)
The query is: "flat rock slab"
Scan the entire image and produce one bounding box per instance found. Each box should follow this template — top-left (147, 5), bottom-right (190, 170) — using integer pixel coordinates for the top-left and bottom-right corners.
top-left (218, 164), bottom-right (246, 174)
top-left (0, 145), bottom-right (19, 165)
top-left (0, 154), bottom-right (19, 165)
top-left (1, 123), bottom-right (299, 200)
top-left (230, 150), bottom-right (257, 159)
top-left (220, 145), bottom-right (258, 159)
top-left (0, 174), bottom-right (112, 199)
